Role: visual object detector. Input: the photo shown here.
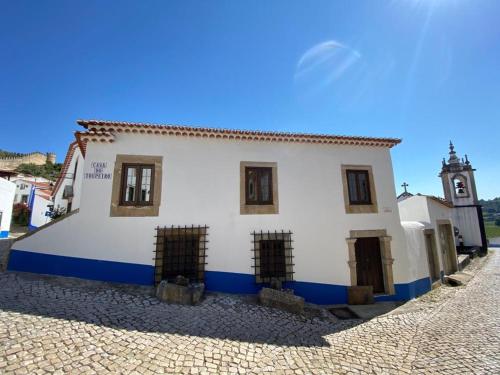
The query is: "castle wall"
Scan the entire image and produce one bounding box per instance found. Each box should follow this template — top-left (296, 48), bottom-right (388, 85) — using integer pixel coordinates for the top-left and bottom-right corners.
top-left (0, 152), bottom-right (56, 171)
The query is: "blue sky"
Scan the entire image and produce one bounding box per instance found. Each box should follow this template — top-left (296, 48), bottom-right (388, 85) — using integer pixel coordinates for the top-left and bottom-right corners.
top-left (1, 0), bottom-right (499, 199)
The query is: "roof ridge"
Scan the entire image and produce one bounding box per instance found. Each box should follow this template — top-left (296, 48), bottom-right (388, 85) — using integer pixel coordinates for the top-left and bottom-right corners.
top-left (76, 119), bottom-right (402, 145)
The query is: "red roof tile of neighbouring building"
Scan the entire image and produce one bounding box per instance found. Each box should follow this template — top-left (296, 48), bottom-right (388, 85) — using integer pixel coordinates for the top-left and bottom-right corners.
top-left (51, 141), bottom-right (78, 199)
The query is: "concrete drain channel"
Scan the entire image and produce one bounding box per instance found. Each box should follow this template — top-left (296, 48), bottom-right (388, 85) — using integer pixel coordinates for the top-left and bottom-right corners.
top-left (329, 307), bottom-right (360, 320)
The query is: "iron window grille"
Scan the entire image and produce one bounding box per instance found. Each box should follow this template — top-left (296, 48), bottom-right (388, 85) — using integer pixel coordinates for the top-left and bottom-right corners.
top-left (346, 169), bottom-right (372, 205)
top-left (252, 230), bottom-right (294, 283)
top-left (154, 225), bottom-right (208, 285)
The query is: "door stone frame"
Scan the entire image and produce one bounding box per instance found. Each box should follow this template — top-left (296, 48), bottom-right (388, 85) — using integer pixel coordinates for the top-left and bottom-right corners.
top-left (436, 219), bottom-right (458, 274)
top-left (346, 229), bottom-right (395, 295)
top-left (423, 228), bottom-right (441, 282)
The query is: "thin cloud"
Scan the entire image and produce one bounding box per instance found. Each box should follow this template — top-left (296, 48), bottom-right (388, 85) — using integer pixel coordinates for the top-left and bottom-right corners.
top-left (295, 41), bottom-right (361, 81)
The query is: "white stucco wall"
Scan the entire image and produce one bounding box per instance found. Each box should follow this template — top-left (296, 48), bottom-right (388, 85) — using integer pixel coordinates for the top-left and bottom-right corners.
top-left (13, 180), bottom-right (31, 204)
top-left (14, 133), bottom-right (415, 286)
top-left (0, 178), bottom-right (16, 236)
top-left (453, 207), bottom-right (482, 247)
top-left (398, 195), bottom-right (457, 276)
top-left (53, 147), bottom-right (84, 213)
top-left (30, 194), bottom-right (52, 228)
top-left (398, 195), bottom-right (431, 223)
top-left (400, 221), bottom-right (429, 282)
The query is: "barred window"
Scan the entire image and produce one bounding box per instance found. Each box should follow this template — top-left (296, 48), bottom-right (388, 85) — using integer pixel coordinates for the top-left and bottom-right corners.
top-left (252, 231), bottom-right (294, 283)
top-left (154, 226), bottom-right (208, 285)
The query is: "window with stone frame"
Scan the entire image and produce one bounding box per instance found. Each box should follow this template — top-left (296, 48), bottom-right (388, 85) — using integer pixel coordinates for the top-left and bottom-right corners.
top-left (119, 164), bottom-right (154, 206)
top-left (240, 161), bottom-right (279, 215)
top-left (346, 169), bottom-right (372, 205)
top-left (245, 167), bottom-right (273, 205)
top-left (110, 155), bottom-right (162, 217)
top-left (252, 231), bottom-right (294, 283)
top-left (341, 165), bottom-right (378, 214)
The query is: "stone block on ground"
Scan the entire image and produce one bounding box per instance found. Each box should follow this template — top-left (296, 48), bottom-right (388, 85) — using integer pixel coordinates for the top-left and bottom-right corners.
top-left (269, 277), bottom-right (282, 290)
top-left (444, 272), bottom-right (473, 287)
top-left (156, 280), bottom-right (205, 305)
top-left (347, 286), bottom-right (374, 305)
top-left (258, 287), bottom-right (304, 314)
top-left (457, 254), bottom-right (470, 271)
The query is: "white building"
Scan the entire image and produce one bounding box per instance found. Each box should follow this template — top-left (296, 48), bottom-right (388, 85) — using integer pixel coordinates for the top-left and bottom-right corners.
top-left (9, 120), bottom-right (433, 304)
top-left (0, 177), bottom-right (16, 238)
top-left (12, 176), bottom-right (51, 204)
top-left (399, 195), bottom-right (458, 285)
top-left (10, 179), bottom-right (54, 231)
top-left (52, 141), bottom-right (84, 214)
top-left (28, 186), bottom-right (53, 230)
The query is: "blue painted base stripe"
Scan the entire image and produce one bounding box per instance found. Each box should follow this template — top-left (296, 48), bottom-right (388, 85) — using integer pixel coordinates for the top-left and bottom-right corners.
top-left (0, 231), bottom-right (9, 238)
top-left (204, 272), bottom-right (348, 304)
top-left (8, 250), bottom-right (431, 304)
top-left (375, 277), bottom-right (431, 302)
top-left (28, 225), bottom-right (37, 231)
top-left (8, 250), bottom-right (154, 285)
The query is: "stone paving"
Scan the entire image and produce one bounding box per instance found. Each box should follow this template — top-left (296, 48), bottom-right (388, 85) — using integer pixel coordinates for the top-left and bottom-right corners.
top-left (0, 251), bottom-right (499, 374)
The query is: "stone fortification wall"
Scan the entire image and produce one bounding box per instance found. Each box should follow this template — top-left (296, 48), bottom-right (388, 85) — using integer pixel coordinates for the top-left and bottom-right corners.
top-left (0, 152), bottom-right (56, 171)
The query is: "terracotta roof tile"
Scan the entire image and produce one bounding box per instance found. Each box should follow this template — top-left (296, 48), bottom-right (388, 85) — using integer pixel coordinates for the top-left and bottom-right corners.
top-left (76, 119), bottom-right (402, 148)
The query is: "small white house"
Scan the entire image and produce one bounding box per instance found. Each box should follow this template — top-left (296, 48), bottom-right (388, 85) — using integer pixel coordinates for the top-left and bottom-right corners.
top-left (399, 194), bottom-right (458, 284)
top-left (52, 141), bottom-right (84, 214)
top-left (0, 177), bottom-right (16, 238)
top-left (13, 177), bottom-right (51, 204)
top-left (9, 120), bottom-right (433, 304)
top-left (28, 186), bottom-right (53, 230)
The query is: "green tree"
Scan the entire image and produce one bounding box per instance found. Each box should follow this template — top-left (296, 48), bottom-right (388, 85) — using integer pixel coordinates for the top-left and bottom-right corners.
top-left (15, 162), bottom-right (62, 181)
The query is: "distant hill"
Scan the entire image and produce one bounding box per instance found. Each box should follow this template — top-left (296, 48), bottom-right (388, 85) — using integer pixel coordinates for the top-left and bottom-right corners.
top-left (481, 197), bottom-right (500, 221)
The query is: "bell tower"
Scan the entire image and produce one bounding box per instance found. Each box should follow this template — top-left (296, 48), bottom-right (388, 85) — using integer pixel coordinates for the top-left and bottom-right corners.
top-left (440, 141), bottom-right (478, 206)
top-left (439, 142), bottom-right (487, 254)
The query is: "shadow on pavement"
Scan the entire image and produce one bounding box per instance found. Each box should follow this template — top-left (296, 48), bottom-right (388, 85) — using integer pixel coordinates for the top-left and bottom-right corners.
top-left (0, 271), bottom-right (364, 348)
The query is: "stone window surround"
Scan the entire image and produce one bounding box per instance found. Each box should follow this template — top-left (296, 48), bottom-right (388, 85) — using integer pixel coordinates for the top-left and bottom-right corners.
top-left (341, 165), bottom-right (378, 214)
top-left (346, 229), bottom-right (395, 295)
top-left (240, 161), bottom-right (279, 215)
top-left (110, 154), bottom-right (163, 217)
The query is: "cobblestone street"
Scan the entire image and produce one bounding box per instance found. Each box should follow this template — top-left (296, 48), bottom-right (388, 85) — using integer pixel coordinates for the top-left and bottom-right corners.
top-left (0, 251), bottom-right (498, 374)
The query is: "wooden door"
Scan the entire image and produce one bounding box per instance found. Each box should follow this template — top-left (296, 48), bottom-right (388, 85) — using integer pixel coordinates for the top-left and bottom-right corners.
top-left (438, 224), bottom-right (457, 275)
top-left (425, 233), bottom-right (440, 282)
top-left (438, 224), bottom-right (455, 275)
top-left (355, 237), bottom-right (385, 293)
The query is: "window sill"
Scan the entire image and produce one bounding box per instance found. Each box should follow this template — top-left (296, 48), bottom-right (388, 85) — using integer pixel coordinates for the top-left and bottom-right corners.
top-left (240, 204), bottom-right (279, 215)
top-left (110, 203), bottom-right (159, 217)
top-left (345, 204), bottom-right (378, 214)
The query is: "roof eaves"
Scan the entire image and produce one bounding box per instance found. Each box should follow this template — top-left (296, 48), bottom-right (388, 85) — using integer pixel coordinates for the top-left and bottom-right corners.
top-left (77, 119), bottom-right (402, 148)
